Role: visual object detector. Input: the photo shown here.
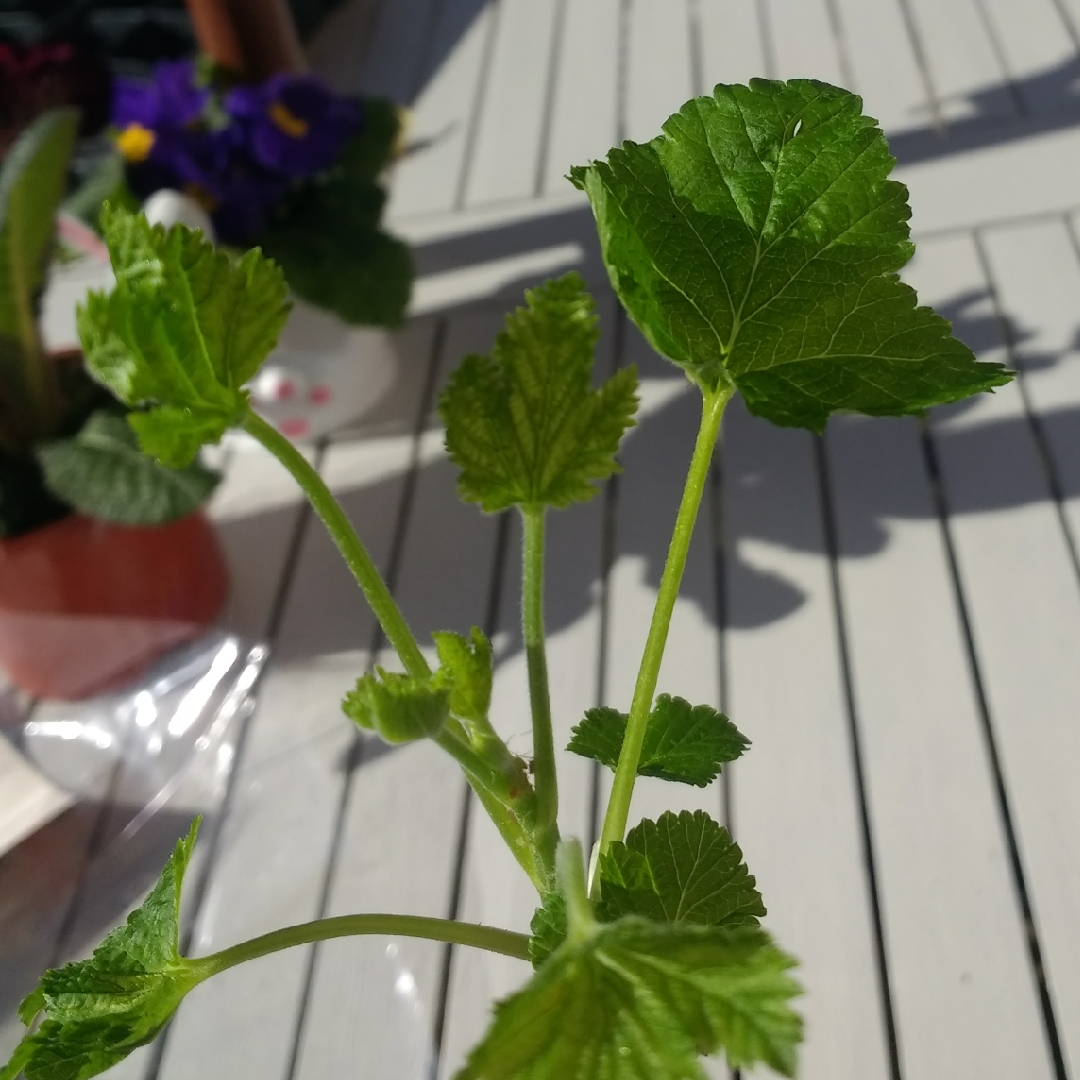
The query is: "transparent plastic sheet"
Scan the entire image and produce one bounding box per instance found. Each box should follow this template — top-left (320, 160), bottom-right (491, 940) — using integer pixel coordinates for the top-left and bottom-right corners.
top-left (0, 633), bottom-right (267, 1051)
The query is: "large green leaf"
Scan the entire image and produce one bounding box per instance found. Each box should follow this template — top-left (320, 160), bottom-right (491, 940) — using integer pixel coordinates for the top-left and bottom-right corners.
top-left (77, 207), bottom-right (291, 467)
top-left (570, 79), bottom-right (1011, 430)
top-left (440, 273), bottom-right (638, 513)
top-left (459, 919), bottom-right (801, 1080)
top-left (0, 109), bottom-right (78, 345)
top-left (2, 821), bottom-right (208, 1080)
top-left (37, 410), bottom-right (220, 525)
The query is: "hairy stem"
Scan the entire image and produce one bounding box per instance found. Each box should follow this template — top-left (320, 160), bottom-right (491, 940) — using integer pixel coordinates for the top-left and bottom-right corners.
top-left (243, 409), bottom-right (429, 678)
top-left (521, 505), bottom-right (559, 880)
top-left (594, 384), bottom-right (733, 883)
top-left (197, 914), bottom-right (531, 977)
top-left (556, 840), bottom-right (595, 944)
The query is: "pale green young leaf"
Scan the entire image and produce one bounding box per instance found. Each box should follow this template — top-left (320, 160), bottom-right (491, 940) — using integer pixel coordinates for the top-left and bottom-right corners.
top-left (568, 694), bottom-right (747, 786)
top-left (439, 272), bottom-right (638, 512)
top-left (599, 811), bottom-right (765, 927)
top-left (0, 109), bottom-right (78, 345)
top-left (77, 207), bottom-right (291, 467)
top-left (37, 411), bottom-right (220, 525)
top-left (343, 668), bottom-right (450, 744)
top-left (458, 920), bottom-right (802, 1079)
top-left (3, 820), bottom-right (207, 1080)
top-left (433, 627), bottom-right (493, 723)
top-left (570, 79), bottom-right (1011, 430)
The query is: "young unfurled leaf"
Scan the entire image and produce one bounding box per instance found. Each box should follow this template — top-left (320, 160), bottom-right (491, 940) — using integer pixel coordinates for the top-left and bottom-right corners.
top-left (570, 79), bottom-right (1011, 430)
top-left (37, 410), bottom-right (220, 525)
top-left (528, 891), bottom-right (568, 968)
top-left (600, 811), bottom-right (764, 927)
top-left (77, 207), bottom-right (291, 467)
top-left (2, 820), bottom-right (208, 1080)
top-left (568, 694), bottom-right (747, 786)
top-left (343, 668), bottom-right (450, 744)
top-left (459, 919), bottom-right (802, 1079)
top-left (529, 811), bottom-right (763, 965)
top-left (433, 627), bottom-right (493, 723)
top-left (439, 272), bottom-right (638, 513)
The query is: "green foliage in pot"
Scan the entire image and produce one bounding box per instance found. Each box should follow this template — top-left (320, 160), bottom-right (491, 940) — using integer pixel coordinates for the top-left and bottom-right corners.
top-left (3, 80), bottom-right (1012, 1080)
top-left (0, 109), bottom-right (218, 538)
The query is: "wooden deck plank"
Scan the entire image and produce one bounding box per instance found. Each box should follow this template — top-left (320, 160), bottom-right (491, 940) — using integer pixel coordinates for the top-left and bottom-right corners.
top-left (624, 0), bottom-right (694, 144)
top-left (825, 412), bottom-right (1054, 1080)
top-left (830, 0), bottom-right (932, 132)
top-left (464, 0), bottom-right (561, 204)
top-left (349, 0), bottom-right (442, 101)
top-left (976, 0), bottom-right (1077, 114)
top-left (695, 0), bottom-right (769, 90)
top-left (153, 338), bottom-right (437, 1080)
top-left (758, 0), bottom-right (845, 86)
top-left (720, 400), bottom-right (891, 1080)
top-left (900, 0), bottom-right (1017, 124)
top-left (389, 1), bottom-right (497, 218)
top-left (540, 0), bottom-right (620, 193)
top-left (928, 225), bottom-right (1080, 1073)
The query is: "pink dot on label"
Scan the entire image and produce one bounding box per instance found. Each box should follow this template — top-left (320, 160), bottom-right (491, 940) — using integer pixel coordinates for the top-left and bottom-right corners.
top-left (277, 380), bottom-right (296, 401)
top-left (279, 418), bottom-right (311, 438)
top-left (309, 384), bottom-right (333, 404)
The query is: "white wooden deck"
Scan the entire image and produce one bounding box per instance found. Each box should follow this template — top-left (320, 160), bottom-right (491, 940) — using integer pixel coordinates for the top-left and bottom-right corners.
top-left (5, 1), bottom-right (1080, 1078)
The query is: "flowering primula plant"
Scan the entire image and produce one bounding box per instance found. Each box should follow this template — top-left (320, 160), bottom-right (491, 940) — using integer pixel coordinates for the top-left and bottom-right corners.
top-left (4, 80), bottom-right (1013, 1080)
top-left (110, 59), bottom-right (412, 326)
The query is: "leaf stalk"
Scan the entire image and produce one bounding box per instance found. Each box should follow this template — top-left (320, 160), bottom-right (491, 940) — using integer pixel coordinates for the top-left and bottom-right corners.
top-left (521, 504), bottom-right (559, 880)
top-left (197, 913), bottom-right (532, 977)
top-left (242, 409), bottom-right (429, 677)
top-left (593, 383), bottom-right (733, 886)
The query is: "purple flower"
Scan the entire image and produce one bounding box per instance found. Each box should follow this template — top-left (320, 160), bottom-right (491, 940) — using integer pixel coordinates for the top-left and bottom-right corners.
top-left (112, 59), bottom-right (207, 131)
top-left (226, 74), bottom-right (360, 179)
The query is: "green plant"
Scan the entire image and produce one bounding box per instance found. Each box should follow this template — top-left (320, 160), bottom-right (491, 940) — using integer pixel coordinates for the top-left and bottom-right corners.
top-left (0, 108), bottom-right (218, 538)
top-left (2, 79), bottom-right (1010, 1080)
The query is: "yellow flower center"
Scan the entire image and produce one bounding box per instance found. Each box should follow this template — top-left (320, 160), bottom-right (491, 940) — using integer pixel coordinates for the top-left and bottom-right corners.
top-left (115, 123), bottom-right (156, 163)
top-left (268, 100), bottom-right (309, 139)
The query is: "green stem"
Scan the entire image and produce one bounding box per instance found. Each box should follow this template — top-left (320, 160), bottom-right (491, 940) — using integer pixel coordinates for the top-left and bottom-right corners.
top-left (556, 840), bottom-right (595, 944)
top-left (242, 409), bottom-right (429, 678)
top-left (196, 914), bottom-right (531, 978)
top-left (594, 385), bottom-right (733, 880)
top-left (521, 505), bottom-right (559, 879)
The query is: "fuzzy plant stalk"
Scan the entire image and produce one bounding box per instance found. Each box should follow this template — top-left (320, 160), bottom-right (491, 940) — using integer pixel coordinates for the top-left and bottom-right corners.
top-left (3, 78), bottom-right (1012, 1080)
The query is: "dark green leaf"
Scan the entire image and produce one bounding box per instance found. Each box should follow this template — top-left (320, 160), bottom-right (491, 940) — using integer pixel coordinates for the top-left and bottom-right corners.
top-left (37, 410), bottom-right (220, 525)
top-left (570, 79), bottom-right (1011, 430)
top-left (0, 109), bottom-right (78, 345)
top-left (2, 820), bottom-right (207, 1080)
top-left (458, 919), bottom-right (802, 1080)
top-left (568, 694), bottom-right (747, 786)
top-left (440, 273), bottom-right (638, 513)
top-left (343, 668), bottom-right (450, 744)
top-left (433, 627), bottom-right (494, 723)
top-left (77, 207), bottom-right (291, 467)
top-left (599, 811), bottom-right (764, 928)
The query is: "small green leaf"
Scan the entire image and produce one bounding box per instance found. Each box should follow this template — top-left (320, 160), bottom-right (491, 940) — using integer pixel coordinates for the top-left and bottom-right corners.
top-left (37, 410), bottom-right (220, 525)
top-left (528, 891), bottom-right (567, 968)
top-left (599, 811), bottom-right (764, 927)
top-left (0, 109), bottom-right (78, 346)
top-left (458, 919), bottom-right (802, 1080)
top-left (433, 627), bottom-right (494, 723)
top-left (568, 694), bottom-right (747, 786)
top-left (3, 820), bottom-right (207, 1080)
top-left (77, 207), bottom-right (291, 467)
top-left (343, 668), bottom-right (450, 744)
top-left (570, 79), bottom-right (1011, 430)
top-left (439, 272), bottom-right (638, 513)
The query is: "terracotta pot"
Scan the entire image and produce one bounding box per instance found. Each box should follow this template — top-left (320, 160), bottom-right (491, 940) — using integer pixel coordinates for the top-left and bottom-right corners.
top-left (0, 512), bottom-right (228, 700)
